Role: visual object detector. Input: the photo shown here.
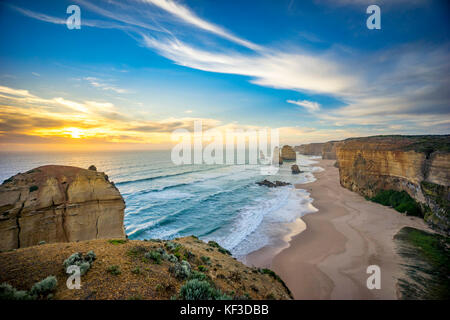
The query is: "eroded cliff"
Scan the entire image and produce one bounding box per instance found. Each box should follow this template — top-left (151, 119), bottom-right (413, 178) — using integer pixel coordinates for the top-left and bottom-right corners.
top-left (336, 136), bottom-right (450, 232)
top-left (0, 165), bottom-right (125, 251)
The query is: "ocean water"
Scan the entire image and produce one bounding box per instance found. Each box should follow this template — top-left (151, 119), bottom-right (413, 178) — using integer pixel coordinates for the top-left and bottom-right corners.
top-left (0, 151), bottom-right (322, 257)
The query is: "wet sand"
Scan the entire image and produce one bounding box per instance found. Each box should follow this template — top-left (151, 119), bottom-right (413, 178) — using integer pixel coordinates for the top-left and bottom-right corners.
top-left (245, 159), bottom-right (431, 299)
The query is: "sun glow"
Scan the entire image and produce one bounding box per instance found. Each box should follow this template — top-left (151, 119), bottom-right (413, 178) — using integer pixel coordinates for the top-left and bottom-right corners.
top-left (64, 127), bottom-right (84, 139)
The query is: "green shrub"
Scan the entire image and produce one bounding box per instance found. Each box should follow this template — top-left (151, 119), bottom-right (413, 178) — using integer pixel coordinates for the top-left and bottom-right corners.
top-left (370, 190), bottom-right (422, 217)
top-left (200, 256), bottom-right (211, 265)
top-left (189, 270), bottom-right (208, 281)
top-left (198, 265), bottom-right (208, 272)
top-left (162, 252), bottom-right (178, 263)
top-left (144, 250), bottom-right (162, 264)
top-left (29, 185), bottom-right (38, 192)
top-left (208, 241), bottom-right (232, 255)
top-left (0, 283), bottom-right (32, 300)
top-left (107, 265), bottom-right (121, 275)
top-left (29, 276), bottom-right (57, 298)
top-left (169, 261), bottom-right (191, 279)
top-left (63, 251), bottom-right (96, 275)
top-left (207, 241), bottom-right (220, 248)
top-left (179, 279), bottom-right (218, 300)
top-left (165, 241), bottom-right (181, 252)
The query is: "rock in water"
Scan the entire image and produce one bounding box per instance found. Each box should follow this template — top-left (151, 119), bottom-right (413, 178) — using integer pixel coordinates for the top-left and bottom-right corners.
top-left (281, 145), bottom-right (296, 161)
top-left (291, 164), bottom-right (301, 174)
top-left (256, 179), bottom-right (291, 188)
top-left (0, 165), bottom-right (126, 251)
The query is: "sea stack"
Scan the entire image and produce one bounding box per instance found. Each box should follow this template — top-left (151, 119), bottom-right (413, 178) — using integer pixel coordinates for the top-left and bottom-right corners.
top-left (0, 165), bottom-right (126, 251)
top-left (291, 164), bottom-right (301, 174)
top-left (281, 145), bottom-right (296, 161)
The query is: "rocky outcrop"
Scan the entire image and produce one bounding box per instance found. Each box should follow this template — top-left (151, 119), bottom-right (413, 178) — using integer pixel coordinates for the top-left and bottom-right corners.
top-left (281, 145), bottom-right (296, 161)
top-left (336, 135), bottom-right (450, 232)
top-left (0, 165), bottom-right (125, 252)
top-left (256, 180), bottom-right (291, 188)
top-left (291, 164), bottom-right (301, 174)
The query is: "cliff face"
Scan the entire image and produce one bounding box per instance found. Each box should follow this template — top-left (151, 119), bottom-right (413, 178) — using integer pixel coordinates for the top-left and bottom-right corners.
top-left (322, 141), bottom-right (341, 160)
top-left (336, 136), bottom-right (450, 232)
top-left (0, 165), bottom-right (125, 251)
top-left (281, 145), bottom-right (296, 161)
top-left (295, 143), bottom-right (324, 156)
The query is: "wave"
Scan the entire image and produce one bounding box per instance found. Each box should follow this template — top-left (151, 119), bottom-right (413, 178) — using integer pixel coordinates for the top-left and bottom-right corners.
top-left (116, 165), bottom-right (226, 186)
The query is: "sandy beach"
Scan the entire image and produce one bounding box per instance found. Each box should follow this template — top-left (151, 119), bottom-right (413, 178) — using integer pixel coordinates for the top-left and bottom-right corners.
top-left (245, 159), bottom-right (432, 299)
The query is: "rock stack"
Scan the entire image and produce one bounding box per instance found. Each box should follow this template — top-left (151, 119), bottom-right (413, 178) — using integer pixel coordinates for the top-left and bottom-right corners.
top-left (0, 165), bottom-right (126, 251)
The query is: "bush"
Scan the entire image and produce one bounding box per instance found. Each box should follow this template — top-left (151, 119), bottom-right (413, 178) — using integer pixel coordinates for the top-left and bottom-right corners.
top-left (169, 261), bottom-right (191, 279)
top-left (0, 283), bottom-right (32, 300)
top-left (0, 276), bottom-right (57, 300)
top-left (198, 265), bottom-right (208, 272)
top-left (144, 250), bottom-right (162, 264)
top-left (200, 256), bottom-right (211, 265)
top-left (29, 185), bottom-right (38, 192)
top-left (370, 190), bottom-right (422, 217)
top-left (189, 270), bottom-right (208, 281)
top-left (63, 251), bottom-right (96, 276)
top-left (179, 279), bottom-right (218, 300)
top-left (208, 241), bottom-right (231, 255)
top-left (163, 252), bottom-right (178, 263)
top-left (29, 276), bottom-right (57, 298)
top-left (107, 265), bottom-right (121, 275)
top-left (165, 241), bottom-right (181, 252)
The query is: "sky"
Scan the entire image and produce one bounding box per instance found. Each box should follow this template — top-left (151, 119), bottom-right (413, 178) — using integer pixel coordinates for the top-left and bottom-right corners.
top-left (0, 0), bottom-right (449, 151)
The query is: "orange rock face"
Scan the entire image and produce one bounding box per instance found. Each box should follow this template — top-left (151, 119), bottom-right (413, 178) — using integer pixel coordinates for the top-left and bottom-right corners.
top-left (281, 145), bottom-right (296, 161)
top-left (335, 136), bottom-right (450, 232)
top-left (0, 165), bottom-right (125, 251)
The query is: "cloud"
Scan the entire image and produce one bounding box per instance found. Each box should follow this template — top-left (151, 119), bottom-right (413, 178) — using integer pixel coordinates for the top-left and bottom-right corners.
top-left (6, 0), bottom-right (450, 137)
top-left (287, 99), bottom-right (321, 113)
top-left (139, 0), bottom-right (261, 50)
top-left (84, 77), bottom-right (129, 94)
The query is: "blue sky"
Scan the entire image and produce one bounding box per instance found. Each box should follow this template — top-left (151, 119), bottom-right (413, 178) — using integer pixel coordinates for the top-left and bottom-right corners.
top-left (0, 0), bottom-right (449, 150)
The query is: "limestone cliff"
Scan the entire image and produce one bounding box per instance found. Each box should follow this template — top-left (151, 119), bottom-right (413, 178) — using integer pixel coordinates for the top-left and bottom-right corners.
top-left (281, 145), bottom-right (296, 161)
top-left (322, 141), bottom-right (341, 160)
top-left (295, 143), bottom-right (324, 156)
top-left (336, 136), bottom-right (450, 232)
top-left (295, 141), bottom-right (340, 159)
top-left (0, 165), bottom-right (125, 251)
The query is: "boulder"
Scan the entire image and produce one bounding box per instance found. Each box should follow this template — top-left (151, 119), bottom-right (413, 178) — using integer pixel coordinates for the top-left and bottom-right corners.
top-left (291, 164), bottom-right (301, 174)
top-left (256, 179), bottom-right (291, 188)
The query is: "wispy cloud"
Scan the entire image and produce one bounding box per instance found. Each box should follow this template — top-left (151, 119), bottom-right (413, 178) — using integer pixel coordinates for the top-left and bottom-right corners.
top-left (84, 77), bottom-right (129, 94)
top-left (287, 99), bottom-right (321, 113)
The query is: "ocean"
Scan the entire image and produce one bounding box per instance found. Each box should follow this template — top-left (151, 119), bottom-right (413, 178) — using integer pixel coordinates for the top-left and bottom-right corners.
top-left (0, 151), bottom-right (322, 258)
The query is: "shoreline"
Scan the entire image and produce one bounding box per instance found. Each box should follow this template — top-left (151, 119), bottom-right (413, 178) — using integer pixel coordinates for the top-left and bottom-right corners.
top-left (245, 159), bottom-right (432, 299)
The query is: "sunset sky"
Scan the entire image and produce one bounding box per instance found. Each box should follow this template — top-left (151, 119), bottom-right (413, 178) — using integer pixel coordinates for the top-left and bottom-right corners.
top-left (0, 0), bottom-right (449, 151)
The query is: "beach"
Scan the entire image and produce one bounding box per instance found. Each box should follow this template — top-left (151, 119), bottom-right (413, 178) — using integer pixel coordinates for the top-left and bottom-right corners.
top-left (245, 159), bottom-right (432, 299)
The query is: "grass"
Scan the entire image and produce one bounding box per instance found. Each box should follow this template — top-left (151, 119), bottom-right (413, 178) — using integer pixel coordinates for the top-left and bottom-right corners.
top-left (108, 239), bottom-right (127, 245)
top-left (370, 190), bottom-right (422, 217)
top-left (394, 227), bottom-right (450, 299)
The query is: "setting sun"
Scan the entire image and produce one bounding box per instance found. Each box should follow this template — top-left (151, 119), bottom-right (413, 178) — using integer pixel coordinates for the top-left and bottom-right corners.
top-left (64, 127), bottom-right (83, 139)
